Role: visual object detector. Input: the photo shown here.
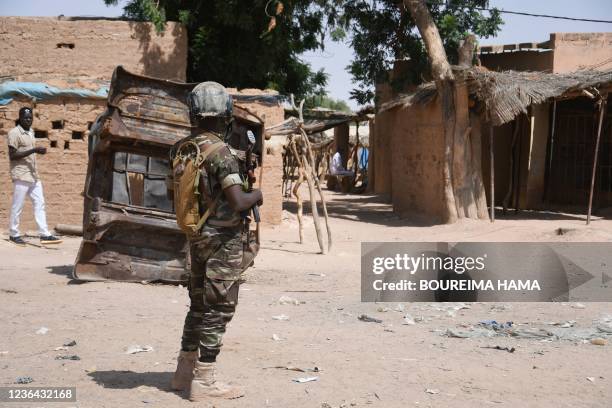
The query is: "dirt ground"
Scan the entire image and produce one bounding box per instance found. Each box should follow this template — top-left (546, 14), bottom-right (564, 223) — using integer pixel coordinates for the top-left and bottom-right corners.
top-left (1, 191), bottom-right (611, 408)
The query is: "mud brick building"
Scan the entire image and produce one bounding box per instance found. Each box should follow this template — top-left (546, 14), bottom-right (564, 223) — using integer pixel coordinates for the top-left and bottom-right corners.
top-left (370, 32), bottom-right (612, 222)
top-left (0, 16), bottom-right (284, 232)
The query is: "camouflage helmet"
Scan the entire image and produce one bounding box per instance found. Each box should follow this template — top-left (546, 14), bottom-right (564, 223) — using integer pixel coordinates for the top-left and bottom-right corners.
top-left (187, 81), bottom-right (233, 119)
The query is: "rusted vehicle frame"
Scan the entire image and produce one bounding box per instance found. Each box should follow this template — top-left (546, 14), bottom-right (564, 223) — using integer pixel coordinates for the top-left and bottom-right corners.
top-left (73, 66), bottom-right (264, 283)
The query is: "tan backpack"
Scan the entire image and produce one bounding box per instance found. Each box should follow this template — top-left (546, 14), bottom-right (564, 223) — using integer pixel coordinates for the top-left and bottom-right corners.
top-left (171, 139), bottom-right (226, 237)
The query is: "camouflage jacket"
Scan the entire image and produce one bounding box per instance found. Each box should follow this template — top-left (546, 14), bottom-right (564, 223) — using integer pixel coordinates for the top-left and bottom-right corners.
top-left (190, 131), bottom-right (246, 230)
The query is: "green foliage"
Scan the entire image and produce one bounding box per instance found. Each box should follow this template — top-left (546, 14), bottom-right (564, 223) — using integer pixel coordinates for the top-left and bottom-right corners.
top-left (103, 0), bottom-right (344, 100)
top-left (304, 95), bottom-right (352, 112)
top-left (338, 0), bottom-right (503, 105)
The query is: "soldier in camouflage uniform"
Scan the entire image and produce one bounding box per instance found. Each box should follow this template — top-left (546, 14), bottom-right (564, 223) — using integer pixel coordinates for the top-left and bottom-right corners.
top-left (170, 82), bottom-right (262, 401)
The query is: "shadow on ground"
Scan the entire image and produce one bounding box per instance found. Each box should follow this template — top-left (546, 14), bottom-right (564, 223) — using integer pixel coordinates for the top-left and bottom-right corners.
top-left (284, 192), bottom-right (440, 227)
top-left (88, 371), bottom-right (183, 398)
top-left (46, 265), bottom-right (87, 285)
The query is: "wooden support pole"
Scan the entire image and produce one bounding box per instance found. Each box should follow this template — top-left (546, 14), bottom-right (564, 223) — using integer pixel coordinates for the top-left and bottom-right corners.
top-left (301, 129), bottom-right (333, 253)
top-left (288, 139), bottom-right (305, 243)
top-left (490, 125), bottom-right (495, 222)
top-left (544, 100), bottom-right (557, 203)
top-left (503, 116), bottom-right (520, 213)
top-left (587, 97), bottom-right (607, 225)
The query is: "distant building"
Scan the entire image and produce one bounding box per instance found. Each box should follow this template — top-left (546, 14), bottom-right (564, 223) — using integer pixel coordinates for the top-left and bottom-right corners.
top-left (479, 32), bottom-right (612, 73)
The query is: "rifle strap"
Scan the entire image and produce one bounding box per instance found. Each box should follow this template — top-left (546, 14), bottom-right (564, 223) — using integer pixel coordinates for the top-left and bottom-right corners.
top-left (194, 141), bottom-right (227, 232)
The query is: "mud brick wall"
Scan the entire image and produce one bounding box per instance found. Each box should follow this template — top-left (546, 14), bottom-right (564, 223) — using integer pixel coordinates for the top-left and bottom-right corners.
top-left (389, 98), bottom-right (446, 221)
top-left (259, 141), bottom-right (284, 225)
top-left (0, 97), bottom-right (106, 233)
top-left (228, 92), bottom-right (285, 225)
top-left (0, 17), bottom-right (187, 81)
top-left (0, 96), bottom-right (285, 232)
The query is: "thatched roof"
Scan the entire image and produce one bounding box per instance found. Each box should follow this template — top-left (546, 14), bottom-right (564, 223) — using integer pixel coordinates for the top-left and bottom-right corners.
top-left (379, 67), bottom-right (612, 126)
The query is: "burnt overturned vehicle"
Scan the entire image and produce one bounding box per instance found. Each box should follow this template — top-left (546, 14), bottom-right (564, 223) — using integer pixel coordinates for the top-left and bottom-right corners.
top-left (73, 66), bottom-right (264, 283)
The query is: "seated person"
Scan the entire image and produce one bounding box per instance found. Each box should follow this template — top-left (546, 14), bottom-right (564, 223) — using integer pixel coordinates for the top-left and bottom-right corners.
top-left (330, 147), bottom-right (354, 177)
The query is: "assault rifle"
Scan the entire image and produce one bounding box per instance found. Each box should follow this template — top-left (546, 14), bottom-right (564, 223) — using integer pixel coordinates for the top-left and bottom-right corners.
top-left (243, 130), bottom-right (260, 223)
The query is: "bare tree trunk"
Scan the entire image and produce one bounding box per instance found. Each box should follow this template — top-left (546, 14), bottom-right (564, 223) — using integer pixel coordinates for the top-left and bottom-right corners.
top-left (458, 34), bottom-right (476, 67)
top-left (403, 0), bottom-right (453, 80)
top-left (404, 0), bottom-right (456, 223)
top-left (404, 0), bottom-right (489, 223)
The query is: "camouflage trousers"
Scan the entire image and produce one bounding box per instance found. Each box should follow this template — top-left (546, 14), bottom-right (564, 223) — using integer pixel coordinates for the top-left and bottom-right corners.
top-left (180, 226), bottom-right (245, 362)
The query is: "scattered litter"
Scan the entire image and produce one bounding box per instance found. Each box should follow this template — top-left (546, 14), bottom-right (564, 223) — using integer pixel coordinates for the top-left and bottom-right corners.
top-left (1, 289), bottom-right (18, 294)
top-left (278, 296), bottom-right (301, 305)
top-left (425, 388), bottom-right (440, 395)
top-left (586, 377), bottom-right (595, 383)
top-left (293, 376), bottom-right (318, 383)
top-left (446, 316), bottom-right (612, 342)
top-left (272, 314), bottom-right (289, 321)
top-left (590, 338), bottom-right (607, 346)
top-left (596, 315), bottom-right (612, 333)
top-left (358, 314), bottom-right (382, 323)
top-left (36, 327), bottom-right (49, 335)
top-left (445, 328), bottom-right (495, 338)
top-left (125, 345), bottom-right (154, 354)
top-left (571, 303), bottom-right (586, 309)
top-left (54, 346), bottom-right (68, 351)
top-left (393, 304), bottom-right (406, 312)
top-left (265, 365), bottom-right (319, 373)
top-left (377, 307), bottom-right (390, 312)
top-left (482, 345), bottom-right (515, 353)
top-left (489, 304), bottom-right (511, 312)
top-left (547, 321), bottom-right (576, 328)
top-left (272, 334), bottom-right (283, 341)
top-left (15, 376), bottom-right (33, 384)
top-left (479, 320), bottom-right (513, 331)
top-left (55, 355), bottom-right (80, 360)
top-left (384, 327), bottom-right (395, 333)
top-left (509, 328), bottom-right (553, 339)
top-left (63, 340), bottom-right (77, 347)
top-left (403, 313), bottom-right (416, 325)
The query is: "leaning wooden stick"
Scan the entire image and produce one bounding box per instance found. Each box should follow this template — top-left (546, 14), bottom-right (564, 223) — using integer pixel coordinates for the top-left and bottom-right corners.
top-left (300, 128), bottom-right (332, 252)
top-left (289, 138), bottom-right (305, 243)
top-left (299, 137), bottom-right (326, 254)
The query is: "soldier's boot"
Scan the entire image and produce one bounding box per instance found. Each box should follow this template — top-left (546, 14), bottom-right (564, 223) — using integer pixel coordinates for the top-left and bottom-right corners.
top-left (189, 361), bottom-right (244, 401)
top-left (170, 350), bottom-right (198, 391)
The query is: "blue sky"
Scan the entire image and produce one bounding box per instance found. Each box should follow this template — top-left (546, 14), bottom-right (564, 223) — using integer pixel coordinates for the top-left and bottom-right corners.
top-left (1, 0), bottom-right (611, 108)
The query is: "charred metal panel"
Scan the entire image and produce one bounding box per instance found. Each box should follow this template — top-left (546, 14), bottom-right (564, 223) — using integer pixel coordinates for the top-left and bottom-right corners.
top-left (74, 66), bottom-right (265, 283)
top-left (74, 66), bottom-right (197, 283)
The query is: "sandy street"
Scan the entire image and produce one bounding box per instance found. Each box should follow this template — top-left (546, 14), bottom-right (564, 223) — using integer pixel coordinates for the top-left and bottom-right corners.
top-left (1, 191), bottom-right (611, 408)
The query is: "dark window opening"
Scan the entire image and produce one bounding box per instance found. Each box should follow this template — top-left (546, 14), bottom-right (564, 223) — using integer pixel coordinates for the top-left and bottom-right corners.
top-left (111, 152), bottom-right (172, 212)
top-left (50, 140), bottom-right (58, 148)
top-left (56, 43), bottom-right (75, 49)
top-left (72, 131), bottom-right (84, 140)
top-left (52, 120), bottom-right (64, 129)
top-left (34, 130), bottom-right (48, 139)
top-left (64, 141), bottom-right (70, 150)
